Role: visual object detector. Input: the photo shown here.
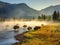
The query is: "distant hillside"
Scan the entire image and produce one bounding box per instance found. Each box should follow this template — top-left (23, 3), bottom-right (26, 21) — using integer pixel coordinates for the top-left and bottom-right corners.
top-left (0, 1), bottom-right (60, 19)
top-left (39, 5), bottom-right (60, 15)
top-left (0, 1), bottom-right (39, 19)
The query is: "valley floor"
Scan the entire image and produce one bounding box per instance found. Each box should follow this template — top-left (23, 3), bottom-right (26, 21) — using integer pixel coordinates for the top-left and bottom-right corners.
top-left (13, 23), bottom-right (60, 45)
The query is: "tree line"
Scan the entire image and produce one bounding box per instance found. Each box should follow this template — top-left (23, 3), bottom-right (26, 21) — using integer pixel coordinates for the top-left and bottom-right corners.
top-left (37, 11), bottom-right (60, 21)
top-left (53, 11), bottom-right (60, 21)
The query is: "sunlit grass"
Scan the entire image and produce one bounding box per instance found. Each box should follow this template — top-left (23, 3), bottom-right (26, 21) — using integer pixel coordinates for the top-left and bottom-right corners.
top-left (20, 24), bottom-right (60, 45)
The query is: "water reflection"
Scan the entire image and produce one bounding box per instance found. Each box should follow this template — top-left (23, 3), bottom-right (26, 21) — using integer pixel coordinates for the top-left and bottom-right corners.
top-left (0, 28), bottom-right (29, 45)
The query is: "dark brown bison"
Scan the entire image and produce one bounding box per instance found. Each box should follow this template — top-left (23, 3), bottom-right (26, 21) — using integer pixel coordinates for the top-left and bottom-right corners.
top-left (27, 27), bottom-right (32, 30)
top-left (13, 24), bottom-right (19, 30)
top-left (23, 25), bottom-right (27, 28)
top-left (34, 26), bottom-right (41, 30)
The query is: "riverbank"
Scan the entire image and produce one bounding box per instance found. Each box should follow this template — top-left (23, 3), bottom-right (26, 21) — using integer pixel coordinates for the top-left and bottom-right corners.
top-left (13, 24), bottom-right (60, 45)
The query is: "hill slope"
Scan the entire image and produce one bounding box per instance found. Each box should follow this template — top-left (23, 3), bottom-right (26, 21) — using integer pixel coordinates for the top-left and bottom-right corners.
top-left (0, 1), bottom-right (60, 19)
top-left (0, 1), bottom-right (39, 19)
top-left (39, 5), bottom-right (60, 15)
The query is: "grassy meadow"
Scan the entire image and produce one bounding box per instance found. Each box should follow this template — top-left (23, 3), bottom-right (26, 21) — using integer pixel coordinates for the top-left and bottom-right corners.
top-left (13, 22), bottom-right (60, 45)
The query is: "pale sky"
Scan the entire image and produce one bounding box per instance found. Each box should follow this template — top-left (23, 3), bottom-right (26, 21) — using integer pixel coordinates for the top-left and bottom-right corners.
top-left (0, 0), bottom-right (60, 10)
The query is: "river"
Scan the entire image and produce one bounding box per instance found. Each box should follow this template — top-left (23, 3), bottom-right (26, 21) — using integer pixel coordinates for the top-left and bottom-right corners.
top-left (0, 20), bottom-right (52, 45)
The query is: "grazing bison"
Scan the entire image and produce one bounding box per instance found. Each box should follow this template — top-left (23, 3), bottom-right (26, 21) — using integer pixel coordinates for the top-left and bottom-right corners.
top-left (13, 24), bottom-right (19, 33)
top-left (23, 25), bottom-right (27, 30)
top-left (23, 25), bottom-right (27, 28)
top-left (27, 27), bottom-right (32, 31)
top-left (34, 26), bottom-right (41, 30)
top-left (13, 24), bottom-right (19, 30)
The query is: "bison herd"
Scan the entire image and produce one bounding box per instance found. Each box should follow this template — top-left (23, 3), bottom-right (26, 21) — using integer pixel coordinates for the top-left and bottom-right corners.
top-left (13, 24), bottom-right (41, 31)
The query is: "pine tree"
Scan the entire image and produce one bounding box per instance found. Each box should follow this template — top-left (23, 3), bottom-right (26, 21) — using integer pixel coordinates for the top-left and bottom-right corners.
top-left (53, 11), bottom-right (57, 21)
top-left (38, 16), bottom-right (41, 19)
top-left (41, 14), bottom-right (44, 19)
top-left (52, 11), bottom-right (60, 21)
top-left (57, 11), bottom-right (60, 19)
top-left (43, 15), bottom-right (46, 20)
top-left (32, 16), bottom-right (35, 20)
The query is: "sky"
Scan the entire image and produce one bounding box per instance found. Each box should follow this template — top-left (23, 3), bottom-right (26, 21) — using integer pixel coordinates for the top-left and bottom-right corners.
top-left (0, 0), bottom-right (60, 10)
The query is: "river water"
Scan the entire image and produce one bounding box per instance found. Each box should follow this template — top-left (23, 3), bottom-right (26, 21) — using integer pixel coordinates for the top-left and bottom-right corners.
top-left (0, 28), bottom-right (29, 45)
